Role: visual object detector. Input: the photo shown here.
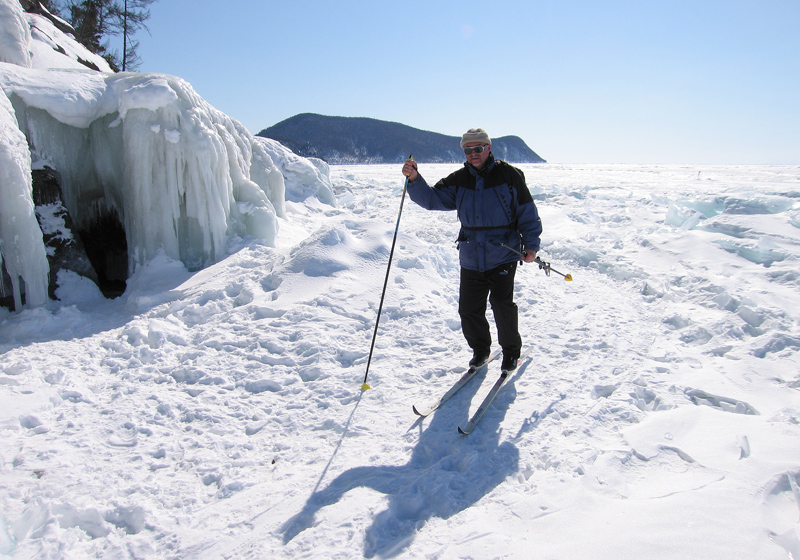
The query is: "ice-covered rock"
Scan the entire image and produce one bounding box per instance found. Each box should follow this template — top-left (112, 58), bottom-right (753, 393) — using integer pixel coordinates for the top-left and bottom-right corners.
top-left (0, 3), bottom-right (334, 308)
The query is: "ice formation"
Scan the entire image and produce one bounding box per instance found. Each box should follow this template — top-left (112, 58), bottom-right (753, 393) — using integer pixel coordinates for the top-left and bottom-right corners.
top-left (0, 78), bottom-right (49, 308)
top-left (0, 0), bottom-right (334, 307)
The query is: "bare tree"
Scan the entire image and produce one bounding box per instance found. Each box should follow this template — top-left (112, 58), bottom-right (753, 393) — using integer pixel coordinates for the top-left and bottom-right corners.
top-left (59, 0), bottom-right (157, 71)
top-left (116, 0), bottom-right (156, 71)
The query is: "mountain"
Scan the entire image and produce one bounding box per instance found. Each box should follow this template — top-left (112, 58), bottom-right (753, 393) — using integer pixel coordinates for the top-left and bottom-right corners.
top-left (257, 113), bottom-right (546, 164)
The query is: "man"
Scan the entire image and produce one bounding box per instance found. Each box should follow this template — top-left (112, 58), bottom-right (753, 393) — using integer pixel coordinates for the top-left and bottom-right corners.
top-left (401, 128), bottom-right (542, 372)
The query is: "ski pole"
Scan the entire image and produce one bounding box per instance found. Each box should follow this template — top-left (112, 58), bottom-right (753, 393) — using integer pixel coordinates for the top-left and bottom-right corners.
top-left (501, 244), bottom-right (573, 281)
top-left (361, 155), bottom-right (413, 391)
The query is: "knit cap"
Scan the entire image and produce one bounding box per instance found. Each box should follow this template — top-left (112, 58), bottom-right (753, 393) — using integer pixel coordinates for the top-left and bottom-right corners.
top-left (460, 128), bottom-right (491, 148)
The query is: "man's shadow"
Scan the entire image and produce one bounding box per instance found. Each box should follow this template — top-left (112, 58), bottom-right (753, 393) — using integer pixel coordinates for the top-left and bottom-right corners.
top-left (280, 361), bottom-right (526, 558)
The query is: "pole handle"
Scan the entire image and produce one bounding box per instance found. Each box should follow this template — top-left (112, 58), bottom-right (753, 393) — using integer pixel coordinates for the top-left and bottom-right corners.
top-left (501, 244), bottom-right (572, 281)
top-left (535, 257), bottom-right (573, 281)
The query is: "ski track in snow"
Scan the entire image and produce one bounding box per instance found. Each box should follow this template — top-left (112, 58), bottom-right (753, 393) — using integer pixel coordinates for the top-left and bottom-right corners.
top-left (1, 164), bottom-right (800, 559)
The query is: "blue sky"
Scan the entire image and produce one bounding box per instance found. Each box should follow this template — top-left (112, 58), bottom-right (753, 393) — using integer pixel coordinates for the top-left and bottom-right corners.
top-left (137, 0), bottom-right (799, 164)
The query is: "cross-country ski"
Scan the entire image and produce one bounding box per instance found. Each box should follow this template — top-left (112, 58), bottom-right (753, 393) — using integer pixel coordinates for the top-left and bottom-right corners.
top-left (458, 348), bottom-right (535, 435)
top-left (412, 351), bottom-right (500, 417)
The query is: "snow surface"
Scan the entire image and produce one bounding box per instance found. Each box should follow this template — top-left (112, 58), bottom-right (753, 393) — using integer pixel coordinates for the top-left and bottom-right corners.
top-left (0, 0), bottom-right (31, 69)
top-left (1, 163), bottom-right (799, 559)
top-left (0, 0), bottom-right (112, 73)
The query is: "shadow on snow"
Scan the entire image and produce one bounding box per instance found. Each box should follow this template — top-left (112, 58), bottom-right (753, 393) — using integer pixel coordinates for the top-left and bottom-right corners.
top-left (280, 361), bottom-right (529, 558)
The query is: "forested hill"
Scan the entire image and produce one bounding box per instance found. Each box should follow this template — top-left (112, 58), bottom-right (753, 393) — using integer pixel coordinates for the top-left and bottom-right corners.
top-left (257, 114), bottom-right (546, 164)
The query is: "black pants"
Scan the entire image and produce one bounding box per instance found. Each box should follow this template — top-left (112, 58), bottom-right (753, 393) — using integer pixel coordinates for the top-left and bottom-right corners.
top-left (459, 262), bottom-right (522, 359)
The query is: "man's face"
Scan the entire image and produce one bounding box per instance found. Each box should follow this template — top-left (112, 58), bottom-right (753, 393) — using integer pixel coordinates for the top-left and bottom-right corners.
top-left (464, 142), bottom-right (491, 169)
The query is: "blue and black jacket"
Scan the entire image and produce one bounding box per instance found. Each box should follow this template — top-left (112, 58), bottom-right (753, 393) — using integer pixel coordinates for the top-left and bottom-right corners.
top-left (407, 154), bottom-right (542, 272)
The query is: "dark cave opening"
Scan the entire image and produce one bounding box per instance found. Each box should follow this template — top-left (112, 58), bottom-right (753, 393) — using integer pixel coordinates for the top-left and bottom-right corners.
top-left (0, 265), bottom-right (25, 311)
top-left (77, 212), bottom-right (129, 299)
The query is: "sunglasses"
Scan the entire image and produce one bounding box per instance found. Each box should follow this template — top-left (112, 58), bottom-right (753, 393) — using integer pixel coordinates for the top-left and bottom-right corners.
top-left (464, 145), bottom-right (488, 155)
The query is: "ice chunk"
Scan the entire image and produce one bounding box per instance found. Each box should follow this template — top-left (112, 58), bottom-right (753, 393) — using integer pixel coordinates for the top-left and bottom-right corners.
top-left (257, 137), bottom-right (335, 205)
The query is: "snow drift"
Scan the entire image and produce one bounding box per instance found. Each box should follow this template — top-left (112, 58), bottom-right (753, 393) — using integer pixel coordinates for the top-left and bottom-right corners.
top-left (0, 0), bottom-right (334, 308)
top-left (1, 163), bottom-right (799, 560)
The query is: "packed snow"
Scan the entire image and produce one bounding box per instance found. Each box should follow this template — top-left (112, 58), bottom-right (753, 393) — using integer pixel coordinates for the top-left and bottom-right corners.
top-left (2, 162), bottom-right (800, 559)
